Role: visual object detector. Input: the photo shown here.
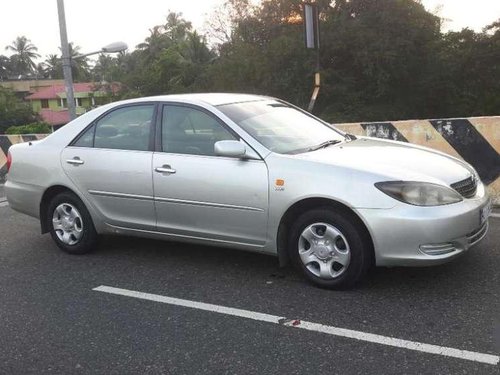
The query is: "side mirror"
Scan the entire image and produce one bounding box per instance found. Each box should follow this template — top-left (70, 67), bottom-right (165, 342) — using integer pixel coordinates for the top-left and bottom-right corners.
top-left (214, 140), bottom-right (247, 158)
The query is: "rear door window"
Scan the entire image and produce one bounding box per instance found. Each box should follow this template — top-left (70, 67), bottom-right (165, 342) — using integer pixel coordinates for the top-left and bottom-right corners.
top-left (93, 105), bottom-right (155, 151)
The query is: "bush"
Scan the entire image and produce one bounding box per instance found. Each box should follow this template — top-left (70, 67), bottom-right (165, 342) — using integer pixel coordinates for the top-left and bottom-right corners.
top-left (0, 86), bottom-right (39, 134)
top-left (5, 122), bottom-right (51, 135)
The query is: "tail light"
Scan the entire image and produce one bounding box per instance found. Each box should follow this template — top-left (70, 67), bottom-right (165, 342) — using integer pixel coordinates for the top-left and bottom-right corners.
top-left (6, 150), bottom-right (12, 172)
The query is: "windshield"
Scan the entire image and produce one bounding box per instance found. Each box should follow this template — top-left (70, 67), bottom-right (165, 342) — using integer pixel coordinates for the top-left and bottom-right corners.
top-left (217, 100), bottom-right (345, 154)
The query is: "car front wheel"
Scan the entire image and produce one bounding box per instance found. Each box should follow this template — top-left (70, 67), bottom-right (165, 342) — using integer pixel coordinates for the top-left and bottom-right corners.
top-left (289, 207), bottom-right (372, 289)
top-left (47, 192), bottom-right (97, 254)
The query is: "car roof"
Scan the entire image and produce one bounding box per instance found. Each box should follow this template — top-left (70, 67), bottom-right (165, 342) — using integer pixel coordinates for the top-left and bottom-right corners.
top-left (125, 93), bottom-right (272, 107)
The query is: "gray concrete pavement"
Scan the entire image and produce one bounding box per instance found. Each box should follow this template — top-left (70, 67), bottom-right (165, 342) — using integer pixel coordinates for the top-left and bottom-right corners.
top-left (0, 204), bottom-right (498, 374)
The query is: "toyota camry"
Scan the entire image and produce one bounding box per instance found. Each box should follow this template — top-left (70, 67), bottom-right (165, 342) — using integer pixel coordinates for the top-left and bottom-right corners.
top-left (5, 94), bottom-right (491, 288)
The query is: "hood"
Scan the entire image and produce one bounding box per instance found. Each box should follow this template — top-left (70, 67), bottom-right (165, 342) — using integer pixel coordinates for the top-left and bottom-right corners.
top-left (292, 137), bottom-right (473, 185)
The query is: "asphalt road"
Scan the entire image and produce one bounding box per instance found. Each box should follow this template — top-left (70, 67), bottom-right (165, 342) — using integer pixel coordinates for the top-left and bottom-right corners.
top-left (0, 197), bottom-right (499, 374)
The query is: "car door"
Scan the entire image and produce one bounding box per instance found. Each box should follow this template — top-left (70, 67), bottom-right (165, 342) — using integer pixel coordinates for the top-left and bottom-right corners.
top-left (152, 103), bottom-right (269, 247)
top-left (61, 103), bottom-right (157, 230)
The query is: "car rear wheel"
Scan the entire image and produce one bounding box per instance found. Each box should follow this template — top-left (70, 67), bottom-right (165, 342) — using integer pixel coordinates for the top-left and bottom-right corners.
top-left (47, 192), bottom-right (97, 254)
top-left (289, 207), bottom-right (372, 289)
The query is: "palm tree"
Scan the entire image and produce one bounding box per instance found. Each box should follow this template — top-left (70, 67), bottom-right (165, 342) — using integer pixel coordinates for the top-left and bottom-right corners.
top-left (35, 63), bottom-right (46, 79)
top-left (5, 36), bottom-right (40, 75)
top-left (164, 12), bottom-right (192, 43)
top-left (184, 31), bottom-right (213, 64)
top-left (0, 55), bottom-right (12, 79)
top-left (136, 26), bottom-right (167, 61)
top-left (92, 53), bottom-right (117, 82)
top-left (58, 43), bottom-right (90, 81)
top-left (43, 54), bottom-right (62, 79)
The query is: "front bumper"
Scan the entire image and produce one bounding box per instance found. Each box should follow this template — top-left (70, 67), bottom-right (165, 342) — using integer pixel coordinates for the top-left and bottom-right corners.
top-left (356, 184), bottom-right (491, 267)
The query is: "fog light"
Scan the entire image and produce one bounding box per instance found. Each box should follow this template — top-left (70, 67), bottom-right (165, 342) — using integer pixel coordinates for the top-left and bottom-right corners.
top-left (420, 243), bottom-right (456, 256)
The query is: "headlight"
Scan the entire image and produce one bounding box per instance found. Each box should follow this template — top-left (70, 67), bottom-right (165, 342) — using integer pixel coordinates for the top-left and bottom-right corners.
top-left (375, 181), bottom-right (463, 206)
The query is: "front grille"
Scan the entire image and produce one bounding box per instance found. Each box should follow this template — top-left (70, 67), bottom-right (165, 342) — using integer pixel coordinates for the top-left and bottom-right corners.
top-left (451, 176), bottom-right (477, 198)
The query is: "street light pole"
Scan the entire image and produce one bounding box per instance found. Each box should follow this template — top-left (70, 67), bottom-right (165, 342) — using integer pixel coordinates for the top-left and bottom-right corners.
top-left (57, 0), bottom-right (77, 120)
top-left (57, 0), bottom-right (127, 122)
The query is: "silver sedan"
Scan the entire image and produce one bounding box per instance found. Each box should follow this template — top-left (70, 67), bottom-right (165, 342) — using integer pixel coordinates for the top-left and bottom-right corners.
top-left (5, 94), bottom-right (491, 288)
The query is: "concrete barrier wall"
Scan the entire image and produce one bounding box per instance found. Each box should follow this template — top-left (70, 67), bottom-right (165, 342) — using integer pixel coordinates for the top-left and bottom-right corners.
top-left (1, 117), bottom-right (499, 203)
top-left (335, 116), bottom-right (500, 204)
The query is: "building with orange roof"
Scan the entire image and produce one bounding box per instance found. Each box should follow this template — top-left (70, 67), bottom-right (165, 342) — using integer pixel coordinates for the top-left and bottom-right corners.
top-left (24, 82), bottom-right (118, 128)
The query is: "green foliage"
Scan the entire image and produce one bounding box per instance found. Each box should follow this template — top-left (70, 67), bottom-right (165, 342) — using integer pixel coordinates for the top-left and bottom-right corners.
top-left (41, 54), bottom-right (63, 79)
top-left (317, 0), bottom-right (442, 121)
top-left (206, 0), bottom-right (500, 121)
top-left (5, 122), bottom-right (51, 135)
top-left (1, 38), bottom-right (89, 80)
top-left (3, 2), bottom-right (500, 122)
top-left (432, 27), bottom-right (500, 117)
top-left (97, 12), bottom-right (216, 99)
top-left (5, 36), bottom-right (40, 75)
top-left (0, 87), bottom-right (38, 134)
top-left (208, 0), bottom-right (315, 107)
top-left (104, 1), bottom-right (500, 122)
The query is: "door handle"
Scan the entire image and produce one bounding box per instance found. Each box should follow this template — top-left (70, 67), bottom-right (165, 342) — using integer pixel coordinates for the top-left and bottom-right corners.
top-left (66, 158), bottom-right (84, 165)
top-left (155, 165), bottom-right (176, 174)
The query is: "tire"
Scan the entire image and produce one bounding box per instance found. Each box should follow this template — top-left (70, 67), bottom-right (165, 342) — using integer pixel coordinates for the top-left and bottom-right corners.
top-left (47, 191), bottom-right (98, 255)
top-left (289, 207), bottom-right (372, 289)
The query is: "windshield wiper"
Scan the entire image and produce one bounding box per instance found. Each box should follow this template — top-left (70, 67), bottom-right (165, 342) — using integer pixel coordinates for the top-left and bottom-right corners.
top-left (345, 133), bottom-right (357, 141)
top-left (307, 139), bottom-right (342, 152)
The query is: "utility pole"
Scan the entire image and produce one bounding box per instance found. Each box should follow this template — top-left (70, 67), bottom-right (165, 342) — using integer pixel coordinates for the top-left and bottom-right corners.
top-left (57, 0), bottom-right (76, 120)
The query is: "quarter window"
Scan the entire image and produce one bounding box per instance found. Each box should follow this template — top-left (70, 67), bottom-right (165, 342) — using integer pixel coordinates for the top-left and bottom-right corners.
top-left (73, 124), bottom-right (95, 147)
top-left (161, 105), bottom-right (236, 156)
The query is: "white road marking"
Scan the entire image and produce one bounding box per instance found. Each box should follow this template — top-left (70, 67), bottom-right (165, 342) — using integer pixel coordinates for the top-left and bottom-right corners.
top-left (490, 213), bottom-right (500, 219)
top-left (93, 285), bottom-right (499, 366)
top-left (0, 201), bottom-right (8, 207)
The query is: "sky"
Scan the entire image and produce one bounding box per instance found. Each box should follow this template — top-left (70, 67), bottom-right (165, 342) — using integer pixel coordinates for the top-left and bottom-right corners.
top-left (1, 0), bottom-right (499, 62)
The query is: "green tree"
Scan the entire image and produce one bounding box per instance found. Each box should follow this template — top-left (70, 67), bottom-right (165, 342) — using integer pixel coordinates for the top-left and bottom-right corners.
top-left (5, 36), bottom-right (40, 75)
top-left (67, 43), bottom-right (91, 81)
top-left (164, 12), bottom-right (193, 43)
top-left (206, 0), bottom-right (317, 106)
top-left (119, 12), bottom-right (214, 97)
top-left (0, 87), bottom-right (38, 134)
top-left (83, 2), bottom-right (500, 121)
top-left (136, 26), bottom-right (168, 62)
top-left (92, 54), bottom-right (117, 82)
top-left (316, 0), bottom-right (442, 121)
top-left (0, 55), bottom-right (12, 79)
top-left (433, 22), bottom-right (500, 117)
top-left (42, 54), bottom-right (63, 79)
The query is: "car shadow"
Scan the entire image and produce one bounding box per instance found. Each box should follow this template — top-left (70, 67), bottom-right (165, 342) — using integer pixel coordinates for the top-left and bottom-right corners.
top-left (92, 232), bottom-right (496, 295)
